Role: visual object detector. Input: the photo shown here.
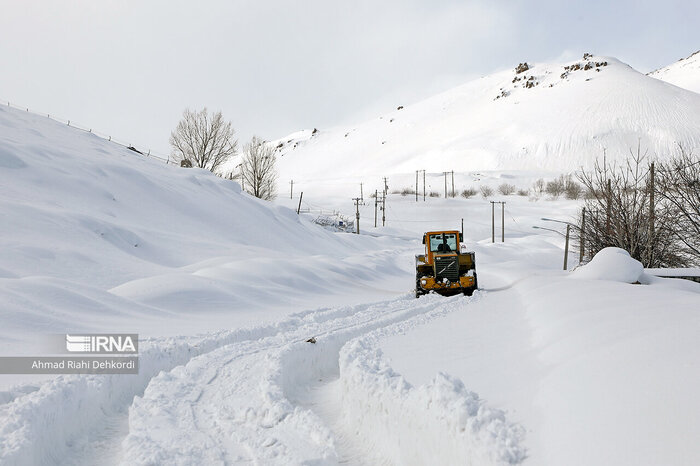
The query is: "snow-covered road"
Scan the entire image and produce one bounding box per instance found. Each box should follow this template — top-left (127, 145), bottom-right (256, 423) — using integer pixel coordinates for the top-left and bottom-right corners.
top-left (121, 292), bottom-right (524, 465)
top-left (1, 292), bottom-right (526, 465)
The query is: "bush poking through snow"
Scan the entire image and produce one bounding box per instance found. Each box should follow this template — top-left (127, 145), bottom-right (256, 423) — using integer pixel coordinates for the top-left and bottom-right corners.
top-left (498, 183), bottom-right (516, 195)
top-left (461, 188), bottom-right (478, 199)
top-left (480, 186), bottom-right (494, 198)
top-left (429, 191), bottom-right (440, 198)
top-left (545, 176), bottom-right (566, 198)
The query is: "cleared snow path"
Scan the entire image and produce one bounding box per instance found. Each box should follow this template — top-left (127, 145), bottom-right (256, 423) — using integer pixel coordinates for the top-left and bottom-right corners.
top-left (121, 293), bottom-right (525, 465)
top-left (1, 293), bottom-right (525, 465)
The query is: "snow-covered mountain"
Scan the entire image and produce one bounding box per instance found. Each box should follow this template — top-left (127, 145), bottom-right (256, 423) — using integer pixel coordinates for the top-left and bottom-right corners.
top-left (275, 54), bottom-right (700, 183)
top-left (649, 50), bottom-right (700, 94)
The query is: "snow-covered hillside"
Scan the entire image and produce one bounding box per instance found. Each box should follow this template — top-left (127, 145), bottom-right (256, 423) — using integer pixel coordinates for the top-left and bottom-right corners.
top-left (273, 54), bottom-right (700, 184)
top-left (0, 103), bottom-right (412, 358)
top-left (649, 50), bottom-right (700, 94)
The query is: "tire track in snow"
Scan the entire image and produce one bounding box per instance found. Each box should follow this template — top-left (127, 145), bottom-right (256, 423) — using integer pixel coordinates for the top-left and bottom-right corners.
top-left (121, 292), bottom-right (526, 465)
top-left (0, 302), bottom-right (408, 465)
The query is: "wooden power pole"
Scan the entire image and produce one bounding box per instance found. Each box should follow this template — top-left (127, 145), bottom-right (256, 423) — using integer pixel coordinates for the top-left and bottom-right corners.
top-left (353, 197), bottom-right (361, 234)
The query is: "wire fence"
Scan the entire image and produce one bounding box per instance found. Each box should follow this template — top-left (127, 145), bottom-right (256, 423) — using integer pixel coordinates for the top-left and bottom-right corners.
top-left (0, 97), bottom-right (174, 165)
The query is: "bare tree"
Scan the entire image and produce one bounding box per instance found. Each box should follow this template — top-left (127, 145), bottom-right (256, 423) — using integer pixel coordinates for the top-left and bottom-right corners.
top-left (169, 108), bottom-right (237, 172)
top-left (240, 136), bottom-right (277, 200)
top-left (576, 145), bottom-right (686, 267)
top-left (656, 146), bottom-right (700, 264)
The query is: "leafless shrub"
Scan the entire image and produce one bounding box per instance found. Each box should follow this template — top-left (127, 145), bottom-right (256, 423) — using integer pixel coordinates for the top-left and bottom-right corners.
top-left (169, 107), bottom-right (237, 172)
top-left (429, 191), bottom-right (440, 198)
top-left (461, 188), bottom-right (478, 198)
top-left (576, 145), bottom-right (688, 267)
top-left (656, 146), bottom-right (700, 264)
top-left (401, 187), bottom-right (416, 196)
top-left (545, 176), bottom-right (566, 198)
top-left (564, 176), bottom-right (583, 199)
top-left (480, 186), bottom-right (494, 198)
top-left (240, 136), bottom-right (277, 200)
top-left (498, 183), bottom-right (516, 195)
top-left (517, 189), bottom-right (529, 196)
top-left (532, 178), bottom-right (545, 197)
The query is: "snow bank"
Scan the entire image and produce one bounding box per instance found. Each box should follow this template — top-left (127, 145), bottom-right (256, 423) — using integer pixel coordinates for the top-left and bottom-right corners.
top-left (571, 247), bottom-right (643, 283)
top-left (336, 294), bottom-right (526, 465)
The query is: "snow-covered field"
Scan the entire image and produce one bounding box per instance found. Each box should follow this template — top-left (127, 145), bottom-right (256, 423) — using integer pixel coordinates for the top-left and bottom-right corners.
top-left (1, 51), bottom-right (700, 465)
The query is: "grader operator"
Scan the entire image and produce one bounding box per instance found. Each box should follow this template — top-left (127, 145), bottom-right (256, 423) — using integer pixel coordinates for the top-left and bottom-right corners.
top-left (415, 230), bottom-right (477, 298)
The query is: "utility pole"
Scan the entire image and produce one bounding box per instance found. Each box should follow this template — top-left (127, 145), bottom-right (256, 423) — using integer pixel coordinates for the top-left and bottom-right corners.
top-left (289, 180), bottom-right (294, 199)
top-left (374, 189), bottom-right (378, 227)
top-left (490, 201), bottom-right (505, 242)
top-left (382, 192), bottom-right (386, 226)
top-left (451, 170), bottom-right (455, 198)
top-left (297, 192), bottom-right (303, 214)
top-left (444, 172), bottom-right (448, 198)
top-left (564, 224), bottom-right (571, 270)
top-left (491, 201), bottom-right (495, 243)
top-left (353, 197), bottom-right (361, 234)
top-left (360, 182), bottom-right (364, 202)
top-left (606, 179), bottom-right (612, 237)
top-left (383, 177), bottom-right (388, 196)
top-left (580, 207), bottom-right (586, 263)
top-left (414, 171), bottom-right (418, 202)
top-left (422, 170), bottom-right (426, 201)
top-left (501, 201), bottom-right (505, 242)
top-left (461, 218), bottom-right (464, 238)
top-left (648, 162), bottom-right (655, 266)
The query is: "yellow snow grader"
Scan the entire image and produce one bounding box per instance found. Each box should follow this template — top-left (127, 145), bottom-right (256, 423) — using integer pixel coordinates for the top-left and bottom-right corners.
top-left (415, 230), bottom-right (477, 298)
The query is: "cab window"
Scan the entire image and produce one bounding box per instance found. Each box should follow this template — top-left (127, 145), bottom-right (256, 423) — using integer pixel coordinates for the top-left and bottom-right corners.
top-left (429, 233), bottom-right (457, 252)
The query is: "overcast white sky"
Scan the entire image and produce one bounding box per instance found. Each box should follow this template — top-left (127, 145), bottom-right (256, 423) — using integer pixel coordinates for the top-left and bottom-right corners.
top-left (1, 1), bottom-right (698, 155)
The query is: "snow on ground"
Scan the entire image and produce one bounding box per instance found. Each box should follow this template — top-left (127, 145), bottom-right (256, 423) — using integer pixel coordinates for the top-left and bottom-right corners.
top-left (2, 67), bottom-right (700, 465)
top-left (381, 251), bottom-right (700, 465)
top-left (649, 50), bottom-right (700, 94)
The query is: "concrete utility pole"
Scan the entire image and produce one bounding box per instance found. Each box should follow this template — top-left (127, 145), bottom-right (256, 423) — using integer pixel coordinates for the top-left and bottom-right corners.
top-left (374, 190), bottom-right (378, 227)
top-left (415, 171), bottom-right (419, 202)
top-left (422, 170), bottom-right (426, 201)
top-left (580, 207), bottom-right (586, 263)
top-left (382, 192), bottom-right (386, 227)
top-left (451, 170), bottom-right (455, 198)
top-left (383, 177), bottom-right (389, 196)
top-left (491, 201), bottom-right (495, 243)
top-left (444, 172), bottom-right (448, 198)
top-left (606, 178), bottom-right (612, 236)
top-left (353, 197), bottom-right (361, 234)
top-left (490, 201), bottom-right (505, 242)
top-left (564, 224), bottom-right (571, 270)
top-left (289, 180), bottom-right (294, 199)
top-left (360, 182), bottom-right (364, 202)
top-left (297, 192), bottom-right (303, 214)
top-left (501, 201), bottom-right (505, 242)
top-left (648, 162), bottom-right (655, 266)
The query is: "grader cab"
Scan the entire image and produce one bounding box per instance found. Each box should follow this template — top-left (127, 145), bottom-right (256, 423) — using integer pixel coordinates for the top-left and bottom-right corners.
top-left (415, 230), bottom-right (477, 298)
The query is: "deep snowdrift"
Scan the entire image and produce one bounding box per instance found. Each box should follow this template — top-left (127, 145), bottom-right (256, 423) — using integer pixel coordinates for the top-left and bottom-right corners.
top-left (0, 103), bottom-right (413, 359)
top-left (270, 55), bottom-right (700, 183)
